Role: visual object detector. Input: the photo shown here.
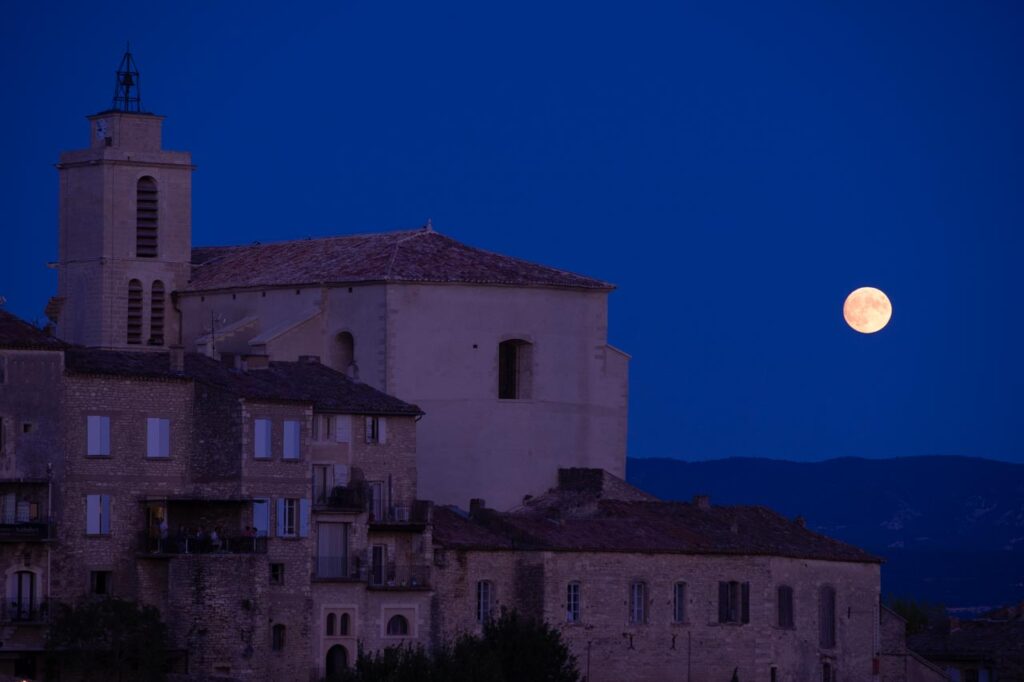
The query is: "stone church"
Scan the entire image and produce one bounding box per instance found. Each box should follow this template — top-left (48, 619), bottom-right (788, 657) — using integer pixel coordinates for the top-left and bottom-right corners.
top-left (0, 53), bottom-right (944, 682)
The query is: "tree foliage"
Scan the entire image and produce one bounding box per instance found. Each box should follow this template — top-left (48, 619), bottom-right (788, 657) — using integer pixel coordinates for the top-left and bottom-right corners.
top-left (327, 609), bottom-right (579, 682)
top-left (45, 598), bottom-right (170, 682)
top-left (886, 595), bottom-right (947, 635)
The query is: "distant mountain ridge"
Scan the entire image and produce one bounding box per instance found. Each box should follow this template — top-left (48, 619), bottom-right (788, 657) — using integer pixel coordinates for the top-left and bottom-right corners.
top-left (626, 455), bottom-right (1024, 608)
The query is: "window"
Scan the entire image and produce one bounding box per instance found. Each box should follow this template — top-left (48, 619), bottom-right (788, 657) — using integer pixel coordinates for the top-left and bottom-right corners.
top-left (85, 494), bottom-right (111, 535)
top-left (254, 419), bottom-right (272, 458)
top-left (819, 585), bottom-right (836, 648)
top-left (149, 281), bottom-right (165, 345)
top-left (629, 581), bottom-right (647, 625)
top-left (312, 414), bottom-right (332, 441)
top-left (821, 662), bottom-right (833, 682)
top-left (271, 623), bottom-right (286, 651)
top-left (146, 418), bottom-right (170, 458)
top-left (498, 339), bottom-right (532, 399)
top-left (90, 570), bottom-right (112, 596)
top-left (87, 416), bottom-right (111, 456)
top-left (0, 356), bottom-right (6, 383)
top-left (136, 176), bottom-right (158, 258)
top-left (778, 585), bottom-right (794, 628)
top-left (771, 667), bottom-right (778, 682)
top-left (370, 544), bottom-right (387, 587)
top-left (283, 420), bottom-right (300, 460)
top-left (280, 499), bottom-right (297, 537)
top-left (364, 417), bottom-right (386, 444)
top-left (270, 563), bottom-right (284, 585)
top-left (127, 279), bottom-right (143, 344)
top-left (316, 522), bottom-right (349, 578)
top-left (673, 582), bottom-right (687, 623)
top-left (336, 332), bottom-right (356, 377)
top-left (386, 615), bottom-right (409, 636)
top-left (477, 580), bottom-right (494, 623)
top-left (326, 613), bottom-right (336, 636)
top-left (566, 581), bottom-right (581, 623)
top-left (338, 612), bottom-right (350, 636)
top-left (718, 581), bottom-right (750, 624)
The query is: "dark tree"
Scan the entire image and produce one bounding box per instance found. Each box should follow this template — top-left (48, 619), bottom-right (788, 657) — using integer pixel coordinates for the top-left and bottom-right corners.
top-left (325, 609), bottom-right (579, 682)
top-left (886, 595), bottom-right (947, 635)
top-left (45, 598), bottom-right (170, 682)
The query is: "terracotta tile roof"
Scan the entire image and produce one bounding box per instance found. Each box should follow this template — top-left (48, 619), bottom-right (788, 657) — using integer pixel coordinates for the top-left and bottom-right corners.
top-left (0, 309), bottom-right (65, 350)
top-left (64, 349), bottom-right (422, 416)
top-left (188, 227), bottom-right (613, 292)
top-left (433, 474), bottom-right (881, 564)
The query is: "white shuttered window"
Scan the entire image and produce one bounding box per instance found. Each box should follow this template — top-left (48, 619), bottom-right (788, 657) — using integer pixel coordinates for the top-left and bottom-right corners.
top-left (254, 419), bottom-right (272, 459)
top-left (85, 494), bottom-right (111, 535)
top-left (283, 421), bottom-right (300, 460)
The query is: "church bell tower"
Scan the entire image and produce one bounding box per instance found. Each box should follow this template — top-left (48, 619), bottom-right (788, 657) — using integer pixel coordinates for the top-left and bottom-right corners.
top-left (52, 47), bottom-right (193, 349)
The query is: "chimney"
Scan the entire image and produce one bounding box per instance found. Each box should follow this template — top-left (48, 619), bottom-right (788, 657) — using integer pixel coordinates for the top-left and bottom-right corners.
top-left (168, 345), bottom-right (185, 373)
top-left (469, 498), bottom-right (486, 517)
top-left (298, 355), bottom-right (321, 364)
top-left (795, 515), bottom-right (806, 528)
top-left (693, 494), bottom-right (711, 510)
top-left (243, 354), bottom-right (270, 371)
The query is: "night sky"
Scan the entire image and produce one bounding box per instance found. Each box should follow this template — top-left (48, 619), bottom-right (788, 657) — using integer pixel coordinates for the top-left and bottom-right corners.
top-left (2, 1), bottom-right (1021, 463)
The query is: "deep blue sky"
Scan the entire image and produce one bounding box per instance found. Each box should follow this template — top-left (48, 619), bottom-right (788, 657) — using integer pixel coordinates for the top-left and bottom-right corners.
top-left (2, 1), bottom-right (1021, 462)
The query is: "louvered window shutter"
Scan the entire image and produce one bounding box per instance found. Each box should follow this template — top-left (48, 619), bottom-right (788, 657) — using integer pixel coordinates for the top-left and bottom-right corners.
top-left (718, 582), bottom-right (729, 623)
top-left (378, 418), bottom-right (387, 444)
top-left (335, 416), bottom-right (351, 443)
top-left (741, 582), bottom-right (750, 623)
top-left (299, 499), bottom-right (311, 537)
top-left (365, 417), bottom-right (373, 443)
top-left (275, 498), bottom-right (285, 536)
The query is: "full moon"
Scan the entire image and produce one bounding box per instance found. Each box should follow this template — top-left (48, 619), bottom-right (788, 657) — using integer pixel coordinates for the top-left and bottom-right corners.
top-left (843, 287), bottom-right (892, 334)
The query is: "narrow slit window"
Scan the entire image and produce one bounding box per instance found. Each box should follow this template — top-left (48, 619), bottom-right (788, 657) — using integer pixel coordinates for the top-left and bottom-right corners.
top-left (136, 177), bottom-right (158, 258)
top-left (566, 581), bottom-right (581, 623)
top-left (778, 585), bottom-right (795, 628)
top-left (673, 582), bottom-right (687, 623)
top-left (127, 279), bottom-right (143, 345)
top-left (819, 585), bottom-right (836, 648)
top-left (149, 281), bottom-right (165, 345)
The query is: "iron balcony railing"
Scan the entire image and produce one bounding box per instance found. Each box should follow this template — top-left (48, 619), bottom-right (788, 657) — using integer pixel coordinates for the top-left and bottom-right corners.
top-left (0, 598), bottom-right (51, 624)
top-left (0, 519), bottom-right (53, 542)
top-left (314, 485), bottom-right (368, 512)
top-left (314, 555), bottom-right (430, 589)
top-left (139, 533), bottom-right (268, 555)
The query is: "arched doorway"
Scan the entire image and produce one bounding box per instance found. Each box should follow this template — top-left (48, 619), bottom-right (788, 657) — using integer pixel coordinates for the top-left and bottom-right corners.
top-left (325, 644), bottom-right (348, 677)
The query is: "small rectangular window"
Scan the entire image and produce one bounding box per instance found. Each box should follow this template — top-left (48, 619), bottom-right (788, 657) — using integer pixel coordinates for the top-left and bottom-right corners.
top-left (629, 581), bottom-right (647, 625)
top-left (146, 418), bottom-right (170, 458)
top-left (254, 419), bottom-right (272, 459)
top-left (673, 582), bottom-right (687, 623)
top-left (87, 416), bottom-right (111, 456)
top-left (86, 494), bottom-right (111, 535)
top-left (566, 582), bottom-right (581, 623)
top-left (90, 570), bottom-right (112, 595)
top-left (283, 420), bottom-right (300, 460)
top-left (270, 563), bottom-right (285, 585)
top-left (477, 580), bottom-right (494, 623)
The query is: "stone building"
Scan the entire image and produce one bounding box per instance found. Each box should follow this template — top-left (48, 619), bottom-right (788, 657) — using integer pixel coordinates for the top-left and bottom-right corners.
top-left (0, 51), bottom-right (942, 681)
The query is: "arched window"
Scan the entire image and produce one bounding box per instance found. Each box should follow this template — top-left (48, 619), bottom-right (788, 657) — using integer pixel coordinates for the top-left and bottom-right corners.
top-left (136, 177), bottom-right (158, 258)
top-left (338, 612), bottom-right (350, 636)
top-left (386, 614), bottom-right (409, 636)
top-left (326, 612), bottom-right (336, 636)
top-left (271, 623), bottom-right (286, 651)
top-left (819, 585), bottom-right (836, 648)
top-left (149, 281), bottom-right (165, 346)
top-left (335, 332), bottom-right (357, 379)
top-left (498, 339), bottom-right (533, 399)
top-left (127, 279), bottom-right (143, 345)
top-left (325, 644), bottom-right (348, 677)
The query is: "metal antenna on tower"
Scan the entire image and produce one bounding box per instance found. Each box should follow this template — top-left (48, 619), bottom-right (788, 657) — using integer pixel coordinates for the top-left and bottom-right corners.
top-left (111, 43), bottom-right (142, 112)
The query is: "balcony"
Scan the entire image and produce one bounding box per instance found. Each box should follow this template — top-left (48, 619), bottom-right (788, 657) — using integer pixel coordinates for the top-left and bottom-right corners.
top-left (138, 533), bottom-right (268, 556)
top-left (314, 485), bottom-right (367, 513)
top-left (0, 599), bottom-right (51, 625)
top-left (313, 555), bottom-right (430, 590)
top-left (368, 501), bottom-right (430, 531)
top-left (0, 519), bottom-right (52, 542)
